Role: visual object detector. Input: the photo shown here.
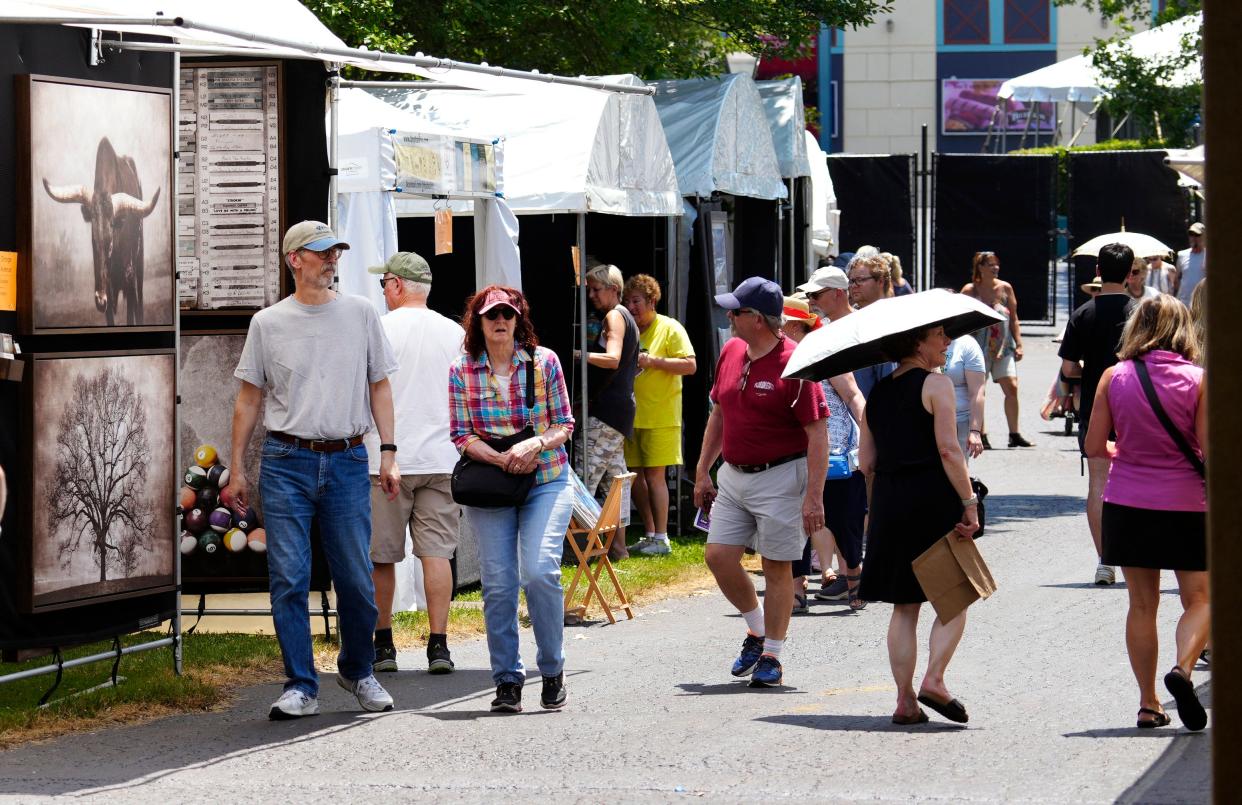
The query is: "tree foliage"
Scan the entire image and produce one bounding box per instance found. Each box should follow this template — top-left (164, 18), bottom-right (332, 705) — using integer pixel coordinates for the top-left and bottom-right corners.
top-left (300, 0), bottom-right (889, 79)
top-left (1055, 0), bottom-right (1201, 147)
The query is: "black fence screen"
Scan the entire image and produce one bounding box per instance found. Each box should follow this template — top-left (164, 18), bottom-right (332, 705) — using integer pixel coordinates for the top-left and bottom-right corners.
top-left (932, 153), bottom-right (1057, 321)
top-left (1068, 150), bottom-right (1190, 309)
top-left (827, 154), bottom-right (916, 276)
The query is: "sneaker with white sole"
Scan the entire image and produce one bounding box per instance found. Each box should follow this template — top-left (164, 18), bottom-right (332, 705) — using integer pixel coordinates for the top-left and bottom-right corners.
top-left (269, 688), bottom-right (319, 720)
top-left (635, 539), bottom-right (671, 556)
top-left (630, 538), bottom-right (654, 553)
top-left (1094, 564), bottom-right (1116, 586)
top-left (337, 673), bottom-right (394, 712)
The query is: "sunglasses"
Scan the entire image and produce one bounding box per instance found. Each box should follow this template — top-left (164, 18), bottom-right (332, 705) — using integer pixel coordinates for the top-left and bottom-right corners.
top-left (848, 276), bottom-right (875, 286)
top-left (301, 246), bottom-right (343, 260)
top-left (378, 276), bottom-right (399, 290)
top-left (1130, 267), bottom-right (1146, 276)
top-left (739, 358), bottom-right (752, 392)
top-left (483, 307), bottom-right (517, 321)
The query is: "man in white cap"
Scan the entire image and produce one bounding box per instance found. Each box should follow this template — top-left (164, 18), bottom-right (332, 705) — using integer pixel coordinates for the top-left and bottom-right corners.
top-left (364, 252), bottom-right (464, 675)
top-left (230, 220), bottom-right (401, 719)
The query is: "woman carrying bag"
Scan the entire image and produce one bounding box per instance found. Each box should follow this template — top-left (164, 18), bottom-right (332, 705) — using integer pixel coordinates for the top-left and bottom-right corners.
top-left (448, 286), bottom-right (575, 713)
top-left (1085, 294), bottom-right (1209, 731)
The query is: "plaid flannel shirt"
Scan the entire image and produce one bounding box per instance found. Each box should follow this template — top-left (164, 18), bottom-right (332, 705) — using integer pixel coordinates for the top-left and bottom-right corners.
top-left (449, 346), bottom-right (575, 485)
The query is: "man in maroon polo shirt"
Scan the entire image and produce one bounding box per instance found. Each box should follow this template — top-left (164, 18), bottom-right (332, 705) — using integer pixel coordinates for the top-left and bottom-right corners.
top-left (694, 277), bottom-right (828, 687)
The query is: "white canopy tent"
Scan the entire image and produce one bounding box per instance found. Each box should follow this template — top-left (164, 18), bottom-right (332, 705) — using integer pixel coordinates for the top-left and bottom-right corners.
top-left (332, 88), bottom-right (521, 307)
top-left (999, 11), bottom-right (1202, 103)
top-left (756, 77), bottom-right (812, 180)
top-left (806, 131), bottom-right (838, 263)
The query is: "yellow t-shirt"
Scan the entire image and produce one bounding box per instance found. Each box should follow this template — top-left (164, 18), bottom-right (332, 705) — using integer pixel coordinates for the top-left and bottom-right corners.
top-left (633, 314), bottom-right (695, 429)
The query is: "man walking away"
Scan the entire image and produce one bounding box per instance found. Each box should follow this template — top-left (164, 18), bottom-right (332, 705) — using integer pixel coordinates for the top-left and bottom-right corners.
top-left (1059, 242), bottom-right (1138, 586)
top-left (230, 221), bottom-right (400, 719)
top-left (1176, 222), bottom-right (1205, 304)
top-left (365, 252), bottom-right (465, 675)
top-left (694, 277), bottom-right (828, 688)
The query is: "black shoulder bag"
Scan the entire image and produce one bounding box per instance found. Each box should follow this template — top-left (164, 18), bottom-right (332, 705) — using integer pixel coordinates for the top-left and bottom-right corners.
top-left (451, 357), bottom-right (540, 507)
top-left (1133, 358), bottom-right (1205, 479)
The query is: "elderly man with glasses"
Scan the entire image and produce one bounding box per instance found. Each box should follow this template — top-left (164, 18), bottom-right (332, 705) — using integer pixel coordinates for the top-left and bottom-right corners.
top-left (694, 277), bottom-right (828, 688)
top-left (231, 220), bottom-right (401, 720)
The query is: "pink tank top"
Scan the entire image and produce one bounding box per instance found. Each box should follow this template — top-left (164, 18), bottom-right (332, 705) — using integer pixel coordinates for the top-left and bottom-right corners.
top-left (1103, 351), bottom-right (1205, 512)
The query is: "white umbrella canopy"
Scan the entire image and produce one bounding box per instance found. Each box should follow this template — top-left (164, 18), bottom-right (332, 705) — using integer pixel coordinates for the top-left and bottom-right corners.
top-left (783, 290), bottom-right (1004, 382)
top-left (1072, 231), bottom-right (1173, 258)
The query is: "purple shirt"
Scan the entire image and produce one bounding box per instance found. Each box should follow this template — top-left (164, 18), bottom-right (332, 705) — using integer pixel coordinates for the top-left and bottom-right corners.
top-left (1103, 351), bottom-right (1205, 512)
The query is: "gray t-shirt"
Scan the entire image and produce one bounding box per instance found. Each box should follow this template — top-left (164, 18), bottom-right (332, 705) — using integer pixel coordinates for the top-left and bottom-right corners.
top-left (235, 293), bottom-right (397, 439)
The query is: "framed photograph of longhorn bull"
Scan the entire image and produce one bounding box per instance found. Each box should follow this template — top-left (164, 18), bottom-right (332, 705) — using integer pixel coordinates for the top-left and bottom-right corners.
top-left (18, 349), bottom-right (177, 612)
top-left (15, 75), bottom-right (175, 335)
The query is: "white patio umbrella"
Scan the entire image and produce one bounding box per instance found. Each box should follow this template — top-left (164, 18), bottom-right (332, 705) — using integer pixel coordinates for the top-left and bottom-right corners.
top-left (1072, 231), bottom-right (1173, 259)
top-left (783, 290), bottom-right (1004, 382)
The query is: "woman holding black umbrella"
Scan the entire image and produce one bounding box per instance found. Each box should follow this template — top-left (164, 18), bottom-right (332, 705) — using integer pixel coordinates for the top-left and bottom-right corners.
top-left (857, 324), bottom-right (980, 725)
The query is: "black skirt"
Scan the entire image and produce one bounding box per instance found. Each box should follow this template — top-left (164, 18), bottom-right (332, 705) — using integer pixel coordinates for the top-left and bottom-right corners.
top-left (1101, 502), bottom-right (1207, 571)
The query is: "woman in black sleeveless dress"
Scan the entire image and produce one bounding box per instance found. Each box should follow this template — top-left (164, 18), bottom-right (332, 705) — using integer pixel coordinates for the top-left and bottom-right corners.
top-left (858, 325), bottom-right (980, 725)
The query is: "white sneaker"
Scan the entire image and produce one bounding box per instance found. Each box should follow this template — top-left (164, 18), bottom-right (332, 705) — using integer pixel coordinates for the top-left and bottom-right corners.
top-left (1094, 564), bottom-right (1116, 585)
top-left (337, 673), bottom-right (394, 712)
top-left (269, 688), bottom-right (319, 720)
top-left (635, 539), bottom-right (671, 556)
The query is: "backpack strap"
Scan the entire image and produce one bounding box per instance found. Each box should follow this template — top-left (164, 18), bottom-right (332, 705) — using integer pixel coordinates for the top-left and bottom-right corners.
top-left (1133, 358), bottom-right (1205, 479)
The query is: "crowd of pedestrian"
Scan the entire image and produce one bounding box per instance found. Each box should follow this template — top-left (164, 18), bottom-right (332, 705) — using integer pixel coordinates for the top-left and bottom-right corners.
top-left (227, 219), bottom-right (1208, 732)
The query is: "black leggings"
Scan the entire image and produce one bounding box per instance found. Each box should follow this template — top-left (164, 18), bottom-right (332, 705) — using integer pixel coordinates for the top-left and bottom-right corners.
top-left (791, 470), bottom-right (868, 577)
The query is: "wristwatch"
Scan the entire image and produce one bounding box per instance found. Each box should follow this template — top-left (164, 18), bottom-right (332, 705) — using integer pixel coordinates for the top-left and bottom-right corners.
top-left (380, 443), bottom-right (398, 453)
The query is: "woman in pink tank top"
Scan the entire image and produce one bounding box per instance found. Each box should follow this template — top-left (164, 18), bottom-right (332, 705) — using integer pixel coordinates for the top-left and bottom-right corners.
top-left (1085, 295), bottom-right (1208, 732)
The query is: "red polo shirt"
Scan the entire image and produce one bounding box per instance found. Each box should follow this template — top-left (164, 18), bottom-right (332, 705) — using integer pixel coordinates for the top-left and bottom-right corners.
top-left (710, 335), bottom-right (827, 466)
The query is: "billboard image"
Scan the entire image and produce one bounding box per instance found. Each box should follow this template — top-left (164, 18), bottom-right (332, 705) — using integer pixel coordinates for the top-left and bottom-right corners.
top-left (941, 79), bottom-right (1054, 135)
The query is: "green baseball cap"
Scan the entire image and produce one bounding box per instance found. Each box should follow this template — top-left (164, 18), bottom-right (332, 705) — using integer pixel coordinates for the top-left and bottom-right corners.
top-left (366, 251), bottom-right (432, 283)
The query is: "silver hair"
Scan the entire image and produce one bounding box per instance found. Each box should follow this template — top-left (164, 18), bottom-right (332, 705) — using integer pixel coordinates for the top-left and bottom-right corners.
top-left (854, 245), bottom-right (880, 259)
top-left (763, 313), bottom-right (784, 333)
top-left (401, 278), bottom-right (430, 296)
top-left (585, 263), bottom-right (624, 292)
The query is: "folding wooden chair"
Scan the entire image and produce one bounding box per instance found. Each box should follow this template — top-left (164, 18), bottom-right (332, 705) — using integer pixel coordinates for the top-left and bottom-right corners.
top-left (564, 472), bottom-right (636, 625)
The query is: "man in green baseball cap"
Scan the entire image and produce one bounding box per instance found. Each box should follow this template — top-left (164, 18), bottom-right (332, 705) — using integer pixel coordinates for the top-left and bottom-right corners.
top-left (363, 250), bottom-right (466, 676)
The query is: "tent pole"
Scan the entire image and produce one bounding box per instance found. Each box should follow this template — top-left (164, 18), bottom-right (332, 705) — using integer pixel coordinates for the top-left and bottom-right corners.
top-left (171, 47), bottom-right (184, 678)
top-left (1068, 98), bottom-right (1101, 147)
top-left (328, 72), bottom-right (340, 229)
top-left (1018, 103), bottom-right (1036, 150)
top-left (577, 213), bottom-right (589, 484)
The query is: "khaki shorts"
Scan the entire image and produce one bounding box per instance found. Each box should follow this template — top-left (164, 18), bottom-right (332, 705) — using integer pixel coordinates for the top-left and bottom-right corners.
top-left (624, 426), bottom-right (683, 468)
top-left (986, 351), bottom-right (1017, 382)
top-left (369, 473), bottom-right (459, 563)
top-left (706, 458), bottom-right (808, 561)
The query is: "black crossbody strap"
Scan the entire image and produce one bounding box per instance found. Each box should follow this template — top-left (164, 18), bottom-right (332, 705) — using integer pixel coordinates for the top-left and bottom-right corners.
top-left (1133, 358), bottom-right (1205, 479)
top-left (523, 350), bottom-right (537, 424)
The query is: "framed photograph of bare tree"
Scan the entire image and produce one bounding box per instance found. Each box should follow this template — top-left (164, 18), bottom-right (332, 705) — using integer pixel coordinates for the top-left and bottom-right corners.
top-left (15, 75), bottom-right (174, 334)
top-left (20, 350), bottom-right (177, 612)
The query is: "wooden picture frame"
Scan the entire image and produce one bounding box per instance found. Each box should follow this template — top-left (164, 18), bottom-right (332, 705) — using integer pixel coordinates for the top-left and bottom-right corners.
top-left (19, 350), bottom-right (178, 612)
top-left (15, 75), bottom-right (176, 335)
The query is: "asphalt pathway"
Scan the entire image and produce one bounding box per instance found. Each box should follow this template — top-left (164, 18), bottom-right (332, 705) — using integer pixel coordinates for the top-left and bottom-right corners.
top-left (0, 327), bottom-right (1211, 803)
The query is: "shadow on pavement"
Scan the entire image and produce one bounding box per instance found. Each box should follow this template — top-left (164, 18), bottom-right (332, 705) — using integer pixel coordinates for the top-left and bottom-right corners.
top-left (0, 668), bottom-right (503, 797)
top-left (675, 681), bottom-right (803, 696)
top-left (982, 494), bottom-right (1086, 527)
top-left (757, 713), bottom-right (967, 733)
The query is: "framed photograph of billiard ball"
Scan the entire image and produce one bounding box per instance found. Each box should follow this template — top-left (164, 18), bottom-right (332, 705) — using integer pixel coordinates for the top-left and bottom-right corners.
top-left (19, 350), bottom-right (177, 612)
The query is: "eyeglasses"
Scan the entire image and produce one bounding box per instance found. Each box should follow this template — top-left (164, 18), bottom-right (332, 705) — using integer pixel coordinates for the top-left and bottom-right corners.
top-left (378, 276), bottom-right (399, 290)
top-left (300, 246), bottom-right (343, 260)
top-left (739, 358), bottom-right (752, 392)
top-left (483, 307), bottom-right (517, 321)
top-left (848, 276), bottom-right (875, 287)
top-left (728, 308), bottom-right (758, 318)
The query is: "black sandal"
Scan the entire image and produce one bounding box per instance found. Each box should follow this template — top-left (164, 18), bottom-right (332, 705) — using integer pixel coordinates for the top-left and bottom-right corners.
top-left (1137, 707), bottom-right (1171, 729)
top-left (846, 574), bottom-right (866, 611)
top-left (1164, 665), bottom-right (1208, 731)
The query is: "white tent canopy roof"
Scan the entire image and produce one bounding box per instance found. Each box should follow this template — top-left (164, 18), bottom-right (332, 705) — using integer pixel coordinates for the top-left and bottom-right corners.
top-left (999, 11), bottom-right (1201, 103)
top-left (652, 73), bottom-right (787, 200)
top-left (362, 81), bottom-right (682, 217)
top-left (756, 77), bottom-right (811, 179)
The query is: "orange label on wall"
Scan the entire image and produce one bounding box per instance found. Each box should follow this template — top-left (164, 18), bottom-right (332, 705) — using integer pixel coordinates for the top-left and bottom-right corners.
top-left (434, 208), bottom-right (453, 255)
top-left (0, 252), bottom-right (16, 311)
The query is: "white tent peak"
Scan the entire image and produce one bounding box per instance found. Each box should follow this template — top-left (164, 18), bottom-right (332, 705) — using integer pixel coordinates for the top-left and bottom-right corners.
top-left (756, 77), bottom-right (812, 179)
top-left (652, 73), bottom-right (787, 200)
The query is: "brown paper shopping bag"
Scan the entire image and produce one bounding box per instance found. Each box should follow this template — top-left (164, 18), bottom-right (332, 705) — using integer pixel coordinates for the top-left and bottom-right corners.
top-left (912, 531), bottom-right (997, 625)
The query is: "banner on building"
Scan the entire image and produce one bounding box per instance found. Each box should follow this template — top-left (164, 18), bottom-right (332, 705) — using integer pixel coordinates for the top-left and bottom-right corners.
top-left (941, 79), bottom-right (1053, 135)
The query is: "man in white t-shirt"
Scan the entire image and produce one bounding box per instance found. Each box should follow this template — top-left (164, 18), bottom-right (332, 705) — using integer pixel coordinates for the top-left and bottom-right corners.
top-left (1176, 222), bottom-right (1206, 304)
top-left (365, 252), bottom-right (465, 675)
top-left (943, 335), bottom-right (986, 460)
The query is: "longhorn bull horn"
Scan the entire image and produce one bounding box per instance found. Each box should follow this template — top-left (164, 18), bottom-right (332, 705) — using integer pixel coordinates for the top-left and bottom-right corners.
top-left (111, 187), bottom-right (161, 219)
top-left (42, 179), bottom-right (91, 205)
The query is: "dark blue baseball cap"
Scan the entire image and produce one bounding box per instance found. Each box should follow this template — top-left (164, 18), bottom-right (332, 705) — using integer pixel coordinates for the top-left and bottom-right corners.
top-left (833, 251), bottom-right (855, 269)
top-left (715, 276), bottom-right (784, 317)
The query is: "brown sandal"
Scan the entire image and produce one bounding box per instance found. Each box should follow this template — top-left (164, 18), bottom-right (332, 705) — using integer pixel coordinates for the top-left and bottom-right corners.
top-left (846, 574), bottom-right (866, 611)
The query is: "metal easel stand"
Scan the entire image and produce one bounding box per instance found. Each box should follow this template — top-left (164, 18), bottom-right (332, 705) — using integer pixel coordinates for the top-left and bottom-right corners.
top-left (0, 631), bottom-right (179, 706)
top-left (180, 592), bottom-right (338, 641)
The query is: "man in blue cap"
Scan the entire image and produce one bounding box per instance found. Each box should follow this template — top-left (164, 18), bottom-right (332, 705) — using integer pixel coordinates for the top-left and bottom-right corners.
top-left (693, 277), bottom-right (828, 687)
top-left (231, 220), bottom-right (401, 719)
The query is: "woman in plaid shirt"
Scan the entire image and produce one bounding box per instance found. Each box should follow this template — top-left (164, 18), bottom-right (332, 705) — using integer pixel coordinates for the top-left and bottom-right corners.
top-left (449, 286), bottom-right (575, 713)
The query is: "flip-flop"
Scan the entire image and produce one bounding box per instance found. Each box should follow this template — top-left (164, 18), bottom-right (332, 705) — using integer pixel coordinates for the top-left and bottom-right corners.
top-left (892, 708), bottom-right (929, 725)
top-left (1164, 666), bottom-right (1208, 731)
top-left (1137, 707), bottom-right (1171, 729)
top-left (917, 692), bottom-right (969, 723)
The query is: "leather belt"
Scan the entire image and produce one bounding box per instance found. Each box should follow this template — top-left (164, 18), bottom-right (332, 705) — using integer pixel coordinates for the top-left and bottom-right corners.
top-left (268, 431), bottom-right (364, 453)
top-left (730, 451), bottom-right (807, 474)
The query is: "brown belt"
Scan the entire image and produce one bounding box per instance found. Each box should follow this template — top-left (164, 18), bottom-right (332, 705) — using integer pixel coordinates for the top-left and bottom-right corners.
top-left (268, 431), bottom-right (365, 453)
top-left (730, 451), bottom-right (807, 474)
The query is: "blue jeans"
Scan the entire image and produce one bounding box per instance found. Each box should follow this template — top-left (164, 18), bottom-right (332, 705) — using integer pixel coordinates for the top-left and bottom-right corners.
top-left (465, 472), bottom-right (574, 686)
top-left (259, 436), bottom-right (378, 697)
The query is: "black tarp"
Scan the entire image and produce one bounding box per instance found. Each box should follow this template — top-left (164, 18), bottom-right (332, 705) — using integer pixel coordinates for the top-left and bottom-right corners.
top-left (1067, 150), bottom-right (1189, 309)
top-left (826, 154), bottom-right (916, 277)
top-left (932, 153), bottom-right (1057, 321)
